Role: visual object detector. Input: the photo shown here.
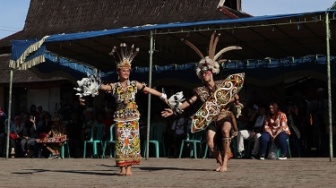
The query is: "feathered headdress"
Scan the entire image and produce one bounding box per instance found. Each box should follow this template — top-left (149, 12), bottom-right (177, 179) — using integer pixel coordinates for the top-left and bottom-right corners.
top-left (109, 43), bottom-right (140, 69)
top-left (181, 31), bottom-right (242, 79)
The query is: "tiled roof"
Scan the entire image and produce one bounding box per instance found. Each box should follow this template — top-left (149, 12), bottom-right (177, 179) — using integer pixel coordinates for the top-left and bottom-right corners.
top-left (0, 0), bottom-right (250, 48)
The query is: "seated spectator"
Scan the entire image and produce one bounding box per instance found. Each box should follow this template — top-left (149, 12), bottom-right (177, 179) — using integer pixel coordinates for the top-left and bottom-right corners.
top-left (286, 102), bottom-right (303, 157)
top-left (36, 112), bottom-right (52, 158)
top-left (0, 107), bottom-right (7, 156)
top-left (259, 102), bottom-right (291, 160)
top-left (36, 106), bottom-right (47, 131)
top-left (66, 112), bottom-right (83, 158)
top-left (29, 105), bottom-right (38, 119)
top-left (170, 115), bottom-right (189, 157)
top-left (237, 105), bottom-right (266, 159)
top-left (8, 116), bottom-right (24, 158)
top-left (43, 114), bottom-right (67, 158)
top-left (0, 107), bottom-right (7, 121)
top-left (101, 108), bottom-right (114, 140)
top-left (20, 114), bottom-right (38, 157)
top-left (81, 107), bottom-right (95, 141)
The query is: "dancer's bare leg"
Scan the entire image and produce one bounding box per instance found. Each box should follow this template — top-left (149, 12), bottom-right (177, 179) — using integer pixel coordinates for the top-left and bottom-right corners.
top-left (126, 165), bottom-right (132, 176)
top-left (219, 121), bottom-right (232, 172)
top-left (207, 129), bottom-right (221, 171)
top-left (120, 166), bottom-right (126, 175)
top-left (220, 137), bottom-right (231, 172)
top-left (212, 150), bottom-right (222, 172)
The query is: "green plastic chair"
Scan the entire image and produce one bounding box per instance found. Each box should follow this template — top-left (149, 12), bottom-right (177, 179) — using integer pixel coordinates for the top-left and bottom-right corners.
top-left (143, 122), bottom-right (166, 158)
top-left (179, 130), bottom-right (207, 159)
top-left (276, 138), bottom-right (292, 158)
top-left (203, 143), bottom-right (209, 159)
top-left (83, 123), bottom-right (105, 158)
top-left (61, 141), bottom-right (70, 158)
top-left (102, 124), bottom-right (116, 158)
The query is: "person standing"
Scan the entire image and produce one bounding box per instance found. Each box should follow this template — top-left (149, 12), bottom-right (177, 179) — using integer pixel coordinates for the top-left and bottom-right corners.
top-left (76, 43), bottom-right (168, 176)
top-left (170, 115), bottom-right (189, 157)
top-left (310, 87), bottom-right (328, 155)
top-left (161, 31), bottom-right (243, 172)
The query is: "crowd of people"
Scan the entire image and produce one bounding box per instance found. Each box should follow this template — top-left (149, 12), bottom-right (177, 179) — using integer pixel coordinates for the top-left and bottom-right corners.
top-left (0, 104), bottom-right (72, 159)
top-left (236, 87), bottom-right (330, 160)
top-left (0, 84), bottom-right (332, 178)
top-left (0, 86), bottom-right (328, 160)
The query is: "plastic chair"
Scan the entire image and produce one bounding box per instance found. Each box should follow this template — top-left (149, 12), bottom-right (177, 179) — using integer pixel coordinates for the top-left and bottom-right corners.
top-left (143, 122), bottom-right (166, 158)
top-left (83, 123), bottom-right (105, 158)
top-left (179, 131), bottom-right (207, 159)
top-left (203, 139), bottom-right (209, 159)
top-left (61, 140), bottom-right (70, 158)
top-left (102, 124), bottom-right (116, 158)
top-left (276, 138), bottom-right (291, 158)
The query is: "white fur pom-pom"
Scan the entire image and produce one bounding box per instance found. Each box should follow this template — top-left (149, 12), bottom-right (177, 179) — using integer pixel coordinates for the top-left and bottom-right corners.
top-left (74, 72), bottom-right (102, 97)
top-left (168, 91), bottom-right (185, 110)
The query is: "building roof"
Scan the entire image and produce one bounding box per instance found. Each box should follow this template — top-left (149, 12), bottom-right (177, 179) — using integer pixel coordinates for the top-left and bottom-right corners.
top-left (0, 54), bottom-right (66, 84)
top-left (0, 0), bottom-right (249, 48)
top-left (1, 0), bottom-right (335, 87)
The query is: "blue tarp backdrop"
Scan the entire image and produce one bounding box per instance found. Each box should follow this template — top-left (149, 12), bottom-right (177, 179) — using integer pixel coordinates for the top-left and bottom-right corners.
top-left (9, 10), bottom-right (336, 84)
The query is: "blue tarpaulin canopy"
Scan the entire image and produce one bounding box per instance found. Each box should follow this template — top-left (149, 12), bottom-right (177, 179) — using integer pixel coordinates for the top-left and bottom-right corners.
top-left (9, 10), bottom-right (336, 85)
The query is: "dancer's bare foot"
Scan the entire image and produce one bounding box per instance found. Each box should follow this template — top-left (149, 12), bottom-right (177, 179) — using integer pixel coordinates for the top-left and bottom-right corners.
top-left (215, 165), bottom-right (221, 172)
top-left (120, 166), bottom-right (126, 175)
top-left (217, 151), bottom-right (223, 165)
top-left (219, 153), bottom-right (229, 172)
top-left (219, 165), bottom-right (228, 172)
top-left (213, 152), bottom-right (222, 172)
top-left (126, 165), bottom-right (132, 176)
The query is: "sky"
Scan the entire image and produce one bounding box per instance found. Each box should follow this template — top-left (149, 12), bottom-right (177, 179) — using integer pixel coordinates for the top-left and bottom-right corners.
top-left (0, 0), bottom-right (335, 39)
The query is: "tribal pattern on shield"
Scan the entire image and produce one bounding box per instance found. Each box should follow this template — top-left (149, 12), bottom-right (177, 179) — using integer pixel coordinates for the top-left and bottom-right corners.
top-left (196, 80), bottom-right (237, 122)
top-left (191, 73), bottom-right (244, 132)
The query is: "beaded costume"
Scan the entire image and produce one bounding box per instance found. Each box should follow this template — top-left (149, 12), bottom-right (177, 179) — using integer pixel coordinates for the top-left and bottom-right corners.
top-left (112, 80), bottom-right (142, 166)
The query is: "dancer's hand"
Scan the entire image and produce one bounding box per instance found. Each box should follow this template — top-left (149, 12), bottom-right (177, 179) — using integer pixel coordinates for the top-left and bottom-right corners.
top-left (79, 97), bottom-right (86, 106)
top-left (232, 131), bottom-right (238, 137)
top-left (161, 108), bottom-right (173, 118)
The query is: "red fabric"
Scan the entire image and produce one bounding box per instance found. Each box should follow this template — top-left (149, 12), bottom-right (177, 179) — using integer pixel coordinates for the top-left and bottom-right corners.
top-left (102, 119), bottom-right (114, 133)
top-left (10, 132), bottom-right (18, 139)
top-left (39, 133), bottom-right (48, 139)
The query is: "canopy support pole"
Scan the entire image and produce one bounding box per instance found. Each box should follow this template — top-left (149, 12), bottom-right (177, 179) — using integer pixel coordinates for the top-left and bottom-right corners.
top-left (325, 12), bottom-right (334, 161)
top-left (6, 69), bottom-right (13, 159)
top-left (146, 30), bottom-right (155, 160)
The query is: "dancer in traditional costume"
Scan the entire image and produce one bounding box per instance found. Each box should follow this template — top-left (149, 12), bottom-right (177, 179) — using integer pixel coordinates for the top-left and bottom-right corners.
top-left (75, 43), bottom-right (167, 176)
top-left (162, 31), bottom-right (244, 172)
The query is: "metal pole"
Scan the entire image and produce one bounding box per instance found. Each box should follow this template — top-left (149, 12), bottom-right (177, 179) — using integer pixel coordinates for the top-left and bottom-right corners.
top-left (325, 12), bottom-right (334, 161)
top-left (6, 69), bottom-right (13, 159)
top-left (145, 30), bottom-right (154, 159)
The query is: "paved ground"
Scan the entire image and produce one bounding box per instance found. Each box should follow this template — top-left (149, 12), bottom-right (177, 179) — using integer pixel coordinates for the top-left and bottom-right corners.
top-left (0, 157), bottom-right (335, 188)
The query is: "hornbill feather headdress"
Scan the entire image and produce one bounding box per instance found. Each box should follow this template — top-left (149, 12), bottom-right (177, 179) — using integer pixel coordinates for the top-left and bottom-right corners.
top-left (181, 31), bottom-right (242, 79)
